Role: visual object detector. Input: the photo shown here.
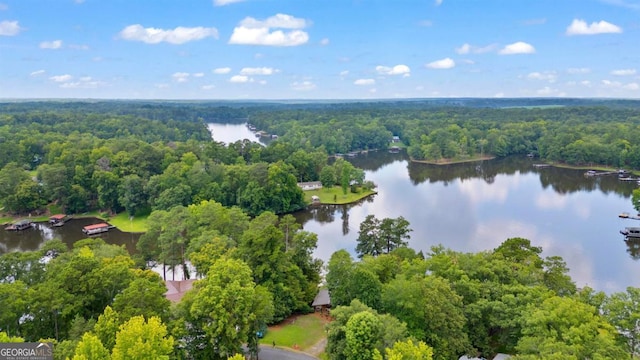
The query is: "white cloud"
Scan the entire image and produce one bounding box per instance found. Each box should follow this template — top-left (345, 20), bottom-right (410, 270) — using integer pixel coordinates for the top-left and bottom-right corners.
top-left (602, 79), bottom-right (622, 87)
top-left (119, 24), bottom-right (218, 44)
top-left (213, 0), bottom-right (245, 5)
top-left (624, 83), bottom-right (639, 90)
top-left (435, 0), bottom-right (443, 5)
top-left (494, 92), bottom-right (505, 98)
top-left (456, 43), bottom-right (471, 54)
top-left (240, 13), bottom-right (308, 29)
top-left (39, 40), bottom-right (63, 49)
top-left (202, 84), bottom-right (215, 90)
top-left (566, 19), bottom-right (622, 35)
top-left (455, 43), bottom-right (496, 55)
top-left (320, 38), bottom-right (329, 46)
top-left (567, 67), bottom-right (591, 74)
top-left (229, 14), bottom-right (309, 46)
top-left (229, 75), bottom-right (253, 83)
top-left (229, 27), bottom-right (308, 46)
top-left (499, 41), bottom-right (536, 55)
top-left (30, 70), bottom-right (45, 77)
top-left (291, 80), bottom-right (316, 91)
top-left (611, 69), bottom-right (637, 76)
top-left (172, 72), bottom-right (190, 82)
top-left (49, 74), bottom-right (73, 82)
top-left (155, 83), bottom-right (170, 89)
top-left (213, 67), bottom-right (231, 74)
top-left (193, 72), bottom-right (205, 78)
top-left (601, 79), bottom-right (640, 91)
top-left (426, 57), bottom-right (455, 69)
top-left (240, 67), bottom-right (278, 75)
top-left (376, 64), bottom-right (410, 76)
top-left (354, 78), bottom-right (375, 86)
top-left (0, 20), bottom-right (23, 36)
top-left (527, 71), bottom-right (557, 82)
top-left (581, 80), bottom-right (592, 86)
top-left (419, 20), bottom-right (433, 27)
top-left (60, 78), bottom-right (105, 89)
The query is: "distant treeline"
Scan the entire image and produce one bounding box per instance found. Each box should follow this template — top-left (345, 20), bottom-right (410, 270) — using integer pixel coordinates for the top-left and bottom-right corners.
top-left (2, 100), bottom-right (640, 216)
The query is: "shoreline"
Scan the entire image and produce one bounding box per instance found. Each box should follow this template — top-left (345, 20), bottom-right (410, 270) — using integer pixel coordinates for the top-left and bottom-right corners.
top-left (303, 188), bottom-right (377, 205)
top-left (409, 155), bottom-right (496, 165)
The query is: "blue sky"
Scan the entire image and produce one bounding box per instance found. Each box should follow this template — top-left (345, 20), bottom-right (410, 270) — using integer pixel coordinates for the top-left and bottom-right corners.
top-left (1, 0), bottom-right (639, 99)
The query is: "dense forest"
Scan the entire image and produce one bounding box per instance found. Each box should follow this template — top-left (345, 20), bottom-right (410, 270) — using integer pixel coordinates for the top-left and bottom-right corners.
top-left (2, 99), bottom-right (640, 359)
top-left (2, 100), bottom-right (640, 216)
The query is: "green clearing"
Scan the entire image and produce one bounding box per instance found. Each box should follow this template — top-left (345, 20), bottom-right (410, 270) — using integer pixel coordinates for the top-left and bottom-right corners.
top-left (107, 212), bottom-right (149, 233)
top-left (259, 313), bottom-right (328, 351)
top-left (411, 154), bottom-right (496, 165)
top-left (303, 187), bottom-right (375, 205)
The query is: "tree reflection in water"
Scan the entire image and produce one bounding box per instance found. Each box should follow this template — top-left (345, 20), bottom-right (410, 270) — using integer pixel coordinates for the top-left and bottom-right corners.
top-left (624, 237), bottom-right (640, 260)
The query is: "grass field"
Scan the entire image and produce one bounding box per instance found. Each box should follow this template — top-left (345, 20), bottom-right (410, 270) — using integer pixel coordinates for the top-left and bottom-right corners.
top-left (259, 313), bottom-right (329, 351)
top-left (107, 212), bottom-right (149, 233)
top-left (303, 187), bottom-right (375, 205)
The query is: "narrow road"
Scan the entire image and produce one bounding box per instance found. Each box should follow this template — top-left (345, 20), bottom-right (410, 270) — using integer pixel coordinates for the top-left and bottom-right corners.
top-left (256, 345), bottom-right (319, 360)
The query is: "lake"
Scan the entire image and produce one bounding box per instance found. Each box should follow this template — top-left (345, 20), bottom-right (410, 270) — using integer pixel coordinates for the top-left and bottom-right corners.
top-left (2, 122), bottom-right (639, 293)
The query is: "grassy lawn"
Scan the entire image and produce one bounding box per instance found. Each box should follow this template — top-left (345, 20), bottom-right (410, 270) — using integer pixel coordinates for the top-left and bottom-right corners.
top-left (107, 212), bottom-right (149, 233)
top-left (259, 313), bottom-right (328, 351)
top-left (411, 155), bottom-right (496, 165)
top-left (304, 187), bottom-right (376, 205)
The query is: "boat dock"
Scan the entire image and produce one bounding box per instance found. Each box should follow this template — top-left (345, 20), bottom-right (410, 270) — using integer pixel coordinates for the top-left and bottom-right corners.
top-left (532, 164), bottom-right (550, 168)
top-left (5, 219), bottom-right (33, 231)
top-left (82, 223), bottom-right (114, 235)
top-left (619, 212), bottom-right (640, 220)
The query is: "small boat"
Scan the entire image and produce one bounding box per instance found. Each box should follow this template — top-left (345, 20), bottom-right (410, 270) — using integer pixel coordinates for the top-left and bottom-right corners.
top-left (619, 212), bottom-right (630, 218)
top-left (620, 227), bottom-right (640, 238)
top-left (5, 219), bottom-right (33, 231)
top-left (82, 223), bottom-right (112, 235)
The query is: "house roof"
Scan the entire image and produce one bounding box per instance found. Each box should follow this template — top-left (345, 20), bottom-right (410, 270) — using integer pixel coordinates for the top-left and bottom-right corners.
top-left (312, 288), bottom-right (331, 307)
top-left (49, 214), bottom-right (66, 220)
top-left (165, 279), bottom-right (196, 302)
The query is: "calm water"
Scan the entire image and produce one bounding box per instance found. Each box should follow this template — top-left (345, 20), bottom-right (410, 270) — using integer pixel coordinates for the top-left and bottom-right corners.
top-left (0, 217), bottom-right (139, 254)
top-left (2, 122), bottom-right (639, 293)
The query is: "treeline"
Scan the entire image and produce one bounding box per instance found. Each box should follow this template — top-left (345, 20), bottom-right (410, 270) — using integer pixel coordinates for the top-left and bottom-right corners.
top-left (245, 105), bottom-right (640, 167)
top-left (325, 237), bottom-right (639, 360)
top-left (0, 101), bottom-right (250, 124)
top-left (4, 233), bottom-right (640, 359)
top-left (1, 102), bottom-right (394, 216)
top-left (0, 199), bottom-right (322, 359)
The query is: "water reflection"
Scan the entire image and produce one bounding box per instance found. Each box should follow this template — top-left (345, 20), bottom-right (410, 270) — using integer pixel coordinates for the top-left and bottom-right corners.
top-left (0, 218), bottom-right (140, 255)
top-left (2, 121), bottom-right (640, 293)
top-left (296, 153), bottom-right (640, 293)
top-left (624, 237), bottom-right (640, 260)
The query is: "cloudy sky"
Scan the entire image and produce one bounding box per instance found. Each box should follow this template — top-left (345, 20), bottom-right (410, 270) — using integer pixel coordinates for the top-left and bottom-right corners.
top-left (1, 0), bottom-right (639, 99)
